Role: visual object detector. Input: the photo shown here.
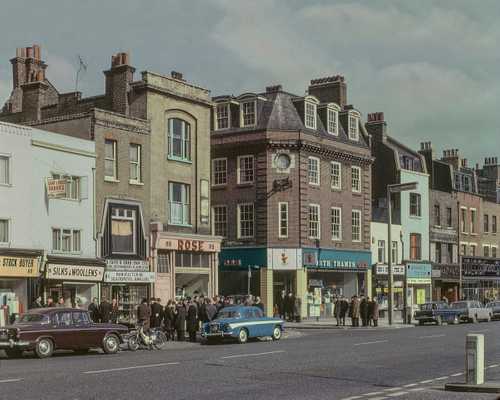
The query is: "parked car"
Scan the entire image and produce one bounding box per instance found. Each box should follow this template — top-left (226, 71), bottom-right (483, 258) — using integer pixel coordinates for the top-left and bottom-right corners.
top-left (201, 306), bottom-right (284, 344)
top-left (414, 301), bottom-right (461, 325)
top-left (486, 301), bottom-right (500, 320)
top-left (0, 308), bottom-right (129, 358)
top-left (450, 301), bottom-right (492, 323)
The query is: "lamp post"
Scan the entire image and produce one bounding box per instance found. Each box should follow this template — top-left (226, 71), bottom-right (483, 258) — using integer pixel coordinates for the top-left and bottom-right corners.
top-left (387, 182), bottom-right (418, 325)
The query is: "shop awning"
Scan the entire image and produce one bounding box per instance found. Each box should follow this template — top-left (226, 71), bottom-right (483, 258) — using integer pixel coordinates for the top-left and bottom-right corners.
top-left (219, 248), bottom-right (267, 271)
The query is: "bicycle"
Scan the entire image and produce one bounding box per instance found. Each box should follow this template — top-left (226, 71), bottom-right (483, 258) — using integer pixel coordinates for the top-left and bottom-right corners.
top-left (127, 323), bottom-right (168, 351)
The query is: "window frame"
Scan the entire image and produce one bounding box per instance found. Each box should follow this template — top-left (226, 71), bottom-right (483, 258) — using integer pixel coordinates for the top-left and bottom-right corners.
top-left (305, 101), bottom-right (317, 130)
top-left (308, 157), bottom-right (320, 186)
top-left (330, 161), bottom-right (342, 190)
top-left (168, 182), bottom-right (191, 226)
top-left (212, 205), bottom-right (228, 237)
top-left (409, 233), bottom-right (422, 261)
top-left (470, 208), bottom-right (477, 234)
top-left (237, 203), bottom-right (255, 239)
top-left (351, 209), bottom-right (362, 242)
top-left (377, 240), bottom-right (386, 264)
top-left (308, 204), bottom-right (321, 239)
top-left (330, 207), bottom-right (342, 241)
top-left (351, 166), bottom-right (361, 193)
top-left (446, 207), bottom-right (453, 228)
top-left (216, 103), bottom-right (230, 130)
top-left (391, 241), bottom-right (398, 263)
top-left (212, 158), bottom-right (228, 186)
top-left (241, 100), bottom-right (257, 127)
top-left (0, 154), bottom-right (11, 186)
top-left (278, 202), bottom-right (289, 239)
top-left (0, 218), bottom-right (9, 244)
top-left (493, 216), bottom-right (498, 234)
top-left (434, 204), bottom-right (441, 226)
top-left (167, 118), bottom-right (191, 162)
top-left (110, 207), bottom-right (137, 255)
top-left (237, 155), bottom-right (255, 185)
top-left (52, 227), bottom-right (82, 254)
top-left (348, 112), bottom-right (360, 141)
top-left (327, 107), bottom-right (339, 136)
top-left (129, 143), bottom-right (142, 184)
top-left (104, 139), bottom-right (118, 181)
top-left (484, 214), bottom-right (489, 233)
top-left (409, 193), bottom-right (422, 217)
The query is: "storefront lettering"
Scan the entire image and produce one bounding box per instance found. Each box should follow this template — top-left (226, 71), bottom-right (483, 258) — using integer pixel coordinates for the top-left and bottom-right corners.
top-left (46, 264), bottom-right (104, 282)
top-left (0, 256), bottom-right (39, 277)
top-left (223, 259), bottom-right (242, 267)
top-left (317, 259), bottom-right (368, 270)
top-left (178, 239), bottom-right (204, 251)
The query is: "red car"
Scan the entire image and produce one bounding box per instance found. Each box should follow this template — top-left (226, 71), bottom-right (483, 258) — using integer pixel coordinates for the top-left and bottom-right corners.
top-left (0, 307), bottom-right (129, 358)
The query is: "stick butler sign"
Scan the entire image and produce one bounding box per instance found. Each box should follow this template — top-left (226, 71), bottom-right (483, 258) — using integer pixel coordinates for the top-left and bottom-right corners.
top-left (0, 256), bottom-right (39, 277)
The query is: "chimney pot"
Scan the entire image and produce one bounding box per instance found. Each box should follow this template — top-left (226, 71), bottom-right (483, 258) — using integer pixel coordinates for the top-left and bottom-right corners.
top-left (266, 84), bottom-right (282, 93)
top-left (26, 47), bottom-right (33, 58)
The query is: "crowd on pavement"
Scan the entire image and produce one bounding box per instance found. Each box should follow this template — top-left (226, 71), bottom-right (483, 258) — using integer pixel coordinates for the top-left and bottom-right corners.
top-left (333, 295), bottom-right (379, 327)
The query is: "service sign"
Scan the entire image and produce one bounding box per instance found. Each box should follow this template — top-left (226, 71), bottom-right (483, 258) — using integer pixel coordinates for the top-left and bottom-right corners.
top-left (46, 264), bottom-right (104, 282)
top-left (0, 256), bottom-right (39, 277)
top-left (104, 271), bottom-right (156, 283)
top-left (46, 178), bottom-right (66, 198)
top-left (105, 259), bottom-right (149, 272)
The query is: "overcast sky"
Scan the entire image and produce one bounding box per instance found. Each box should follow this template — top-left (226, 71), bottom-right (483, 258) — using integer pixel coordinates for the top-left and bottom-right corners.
top-left (1, 0), bottom-right (499, 165)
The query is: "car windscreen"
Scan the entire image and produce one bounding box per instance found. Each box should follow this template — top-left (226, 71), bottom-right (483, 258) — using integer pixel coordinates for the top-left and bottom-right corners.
top-left (18, 314), bottom-right (49, 323)
top-left (216, 310), bottom-right (241, 319)
top-left (451, 302), bottom-right (467, 309)
top-left (419, 304), bottom-right (434, 311)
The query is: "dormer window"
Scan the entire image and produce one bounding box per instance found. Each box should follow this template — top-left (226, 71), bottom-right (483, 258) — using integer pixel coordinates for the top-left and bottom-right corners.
top-left (216, 103), bottom-right (230, 130)
top-left (241, 101), bottom-right (256, 127)
top-left (327, 105), bottom-right (340, 136)
top-left (305, 102), bottom-right (317, 130)
top-left (348, 112), bottom-right (360, 141)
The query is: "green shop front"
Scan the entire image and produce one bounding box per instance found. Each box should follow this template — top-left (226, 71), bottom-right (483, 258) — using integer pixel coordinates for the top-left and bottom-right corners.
top-left (303, 248), bottom-right (372, 319)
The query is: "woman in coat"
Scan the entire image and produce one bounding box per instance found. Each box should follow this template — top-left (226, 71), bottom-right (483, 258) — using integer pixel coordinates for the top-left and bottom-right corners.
top-left (369, 297), bottom-right (379, 327)
top-left (175, 302), bottom-right (187, 341)
top-left (186, 301), bottom-right (198, 342)
top-left (164, 301), bottom-right (175, 340)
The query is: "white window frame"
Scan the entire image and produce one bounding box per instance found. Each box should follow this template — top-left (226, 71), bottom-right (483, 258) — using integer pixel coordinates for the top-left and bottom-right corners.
top-left (169, 182), bottom-right (191, 226)
top-left (278, 202), bottom-right (289, 238)
top-left (237, 203), bottom-right (255, 239)
top-left (0, 154), bottom-right (11, 186)
top-left (330, 161), bottom-right (342, 190)
top-left (212, 158), bottom-right (228, 186)
top-left (167, 118), bottom-right (191, 161)
top-left (241, 100), bottom-right (257, 127)
top-left (129, 143), bottom-right (142, 184)
top-left (492, 246), bottom-right (498, 258)
top-left (51, 174), bottom-right (80, 201)
top-left (351, 166), bottom-right (361, 193)
top-left (104, 139), bottom-right (117, 181)
top-left (216, 103), bottom-right (230, 130)
top-left (378, 240), bottom-right (386, 263)
top-left (470, 208), bottom-right (477, 234)
top-left (348, 112), bottom-right (360, 141)
top-left (460, 207), bottom-right (468, 234)
top-left (327, 108), bottom-right (339, 136)
top-left (308, 157), bottom-right (320, 186)
top-left (111, 207), bottom-right (136, 255)
top-left (331, 207), bottom-right (342, 241)
top-left (352, 209), bottom-right (362, 242)
top-left (212, 205), bottom-right (228, 237)
top-left (391, 241), bottom-right (398, 263)
top-left (470, 243), bottom-right (477, 257)
top-left (308, 204), bottom-right (320, 239)
top-left (305, 102), bottom-right (317, 130)
top-left (0, 218), bottom-right (9, 245)
top-left (52, 227), bottom-right (81, 254)
top-left (409, 193), bottom-right (422, 217)
top-left (237, 155), bottom-right (254, 184)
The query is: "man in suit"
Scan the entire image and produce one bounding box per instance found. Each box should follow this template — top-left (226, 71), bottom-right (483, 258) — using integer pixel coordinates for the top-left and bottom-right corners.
top-left (99, 299), bottom-right (112, 323)
top-left (137, 298), bottom-right (152, 331)
top-left (88, 298), bottom-right (100, 322)
top-left (150, 298), bottom-right (163, 329)
top-left (175, 301), bottom-right (187, 341)
top-left (186, 300), bottom-right (198, 342)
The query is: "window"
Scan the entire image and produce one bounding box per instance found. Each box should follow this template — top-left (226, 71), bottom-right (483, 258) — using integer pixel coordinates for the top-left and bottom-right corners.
top-left (493, 216), bottom-right (498, 233)
top-left (111, 207), bottom-right (136, 254)
top-left (460, 243), bottom-right (467, 256)
top-left (351, 166), bottom-right (361, 193)
top-left (484, 245), bottom-right (490, 257)
top-left (216, 104), bottom-right (230, 130)
top-left (52, 228), bottom-right (81, 253)
top-left (327, 108), bottom-right (338, 135)
top-left (391, 241), bottom-right (398, 263)
top-left (0, 219), bottom-right (8, 243)
top-left (0, 155), bottom-right (10, 185)
top-left (308, 157), bottom-right (320, 186)
top-left (352, 209), bottom-right (361, 242)
top-left (492, 247), bottom-right (497, 258)
top-left (309, 204), bottom-right (320, 239)
top-left (446, 207), bottom-right (452, 227)
top-left (410, 233), bottom-right (422, 260)
top-left (72, 311), bottom-right (90, 325)
top-left (434, 205), bottom-right (441, 226)
top-left (348, 113), bottom-right (359, 140)
top-left (279, 202), bottom-right (288, 238)
top-left (169, 182), bottom-right (190, 226)
top-left (51, 174), bottom-right (80, 200)
top-left (446, 243), bottom-right (453, 264)
top-left (200, 179), bottom-right (209, 225)
top-left (463, 176), bottom-right (471, 192)
top-left (378, 240), bottom-right (386, 263)
top-left (129, 144), bottom-right (142, 183)
top-left (435, 243), bottom-right (442, 263)
top-left (410, 193), bottom-right (421, 217)
top-left (305, 102), bottom-right (317, 129)
top-left (157, 253), bottom-right (171, 273)
top-left (470, 244), bottom-right (476, 257)
top-left (330, 162), bottom-right (341, 190)
top-left (237, 155), bottom-right (254, 184)
top-left (238, 203), bottom-right (254, 239)
top-left (167, 118), bottom-right (191, 161)
top-left (104, 139), bottom-right (117, 180)
top-left (470, 209), bottom-right (477, 234)
top-left (175, 252), bottom-right (210, 268)
top-left (241, 101), bottom-right (256, 127)
top-left (484, 214), bottom-right (489, 233)
top-left (331, 207), bottom-right (342, 241)
top-left (461, 208), bottom-right (467, 233)
top-left (212, 158), bottom-right (227, 186)
top-left (213, 206), bottom-right (227, 237)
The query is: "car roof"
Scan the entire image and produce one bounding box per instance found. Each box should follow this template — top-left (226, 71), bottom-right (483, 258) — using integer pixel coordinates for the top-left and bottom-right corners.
top-left (26, 307), bottom-right (86, 315)
top-left (221, 306), bottom-right (259, 312)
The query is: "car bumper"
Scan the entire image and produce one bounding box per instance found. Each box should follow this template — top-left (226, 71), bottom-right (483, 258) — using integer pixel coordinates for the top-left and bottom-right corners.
top-left (201, 332), bottom-right (235, 338)
top-left (0, 339), bottom-right (31, 349)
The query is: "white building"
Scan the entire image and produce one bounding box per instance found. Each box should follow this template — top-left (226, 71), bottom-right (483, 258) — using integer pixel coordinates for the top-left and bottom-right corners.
top-left (0, 121), bottom-right (102, 319)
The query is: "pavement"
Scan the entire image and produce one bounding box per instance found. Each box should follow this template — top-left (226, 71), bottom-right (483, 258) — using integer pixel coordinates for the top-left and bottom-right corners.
top-left (286, 316), bottom-right (412, 329)
top-left (0, 321), bottom-right (500, 399)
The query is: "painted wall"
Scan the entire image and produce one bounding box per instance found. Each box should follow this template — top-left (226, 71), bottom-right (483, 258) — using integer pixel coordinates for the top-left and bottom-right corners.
top-left (371, 221), bottom-right (403, 265)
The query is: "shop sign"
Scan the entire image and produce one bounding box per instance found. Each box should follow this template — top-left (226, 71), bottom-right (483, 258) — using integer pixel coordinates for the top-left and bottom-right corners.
top-left (0, 256), bottom-right (39, 277)
top-left (267, 248), bottom-right (302, 270)
top-left (158, 237), bottom-right (220, 253)
top-left (46, 264), bottom-right (104, 282)
top-left (46, 178), bottom-right (66, 198)
top-left (462, 257), bottom-right (500, 277)
top-left (406, 263), bottom-right (432, 279)
top-left (106, 259), bottom-right (149, 272)
top-left (303, 249), bottom-right (371, 272)
top-left (375, 265), bottom-right (405, 275)
top-left (104, 270), bottom-right (156, 283)
top-left (407, 278), bottom-right (432, 284)
top-left (219, 248), bottom-right (267, 271)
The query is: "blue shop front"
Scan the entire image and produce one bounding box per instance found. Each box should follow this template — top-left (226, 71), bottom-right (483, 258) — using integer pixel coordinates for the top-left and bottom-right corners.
top-left (303, 248), bottom-right (372, 319)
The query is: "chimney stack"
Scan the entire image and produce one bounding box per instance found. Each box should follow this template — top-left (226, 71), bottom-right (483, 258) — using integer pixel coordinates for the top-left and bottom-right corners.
top-left (308, 75), bottom-right (347, 108)
top-left (365, 112), bottom-right (387, 142)
top-left (442, 148), bottom-right (461, 170)
top-left (104, 51), bottom-right (135, 115)
top-left (171, 71), bottom-right (184, 81)
top-left (266, 84), bottom-right (282, 93)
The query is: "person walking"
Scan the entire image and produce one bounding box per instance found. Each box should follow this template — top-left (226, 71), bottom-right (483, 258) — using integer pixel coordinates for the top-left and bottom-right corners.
top-left (100, 298), bottom-right (112, 323)
top-left (186, 300), bottom-right (198, 342)
top-left (88, 298), bottom-right (100, 322)
top-left (150, 298), bottom-right (163, 329)
top-left (360, 296), bottom-right (369, 327)
top-left (286, 292), bottom-right (295, 322)
top-left (350, 296), bottom-right (360, 327)
top-left (31, 296), bottom-right (43, 309)
top-left (277, 290), bottom-right (286, 319)
top-left (206, 299), bottom-right (217, 322)
top-left (369, 297), bottom-right (379, 327)
top-left (137, 298), bottom-right (152, 332)
top-left (110, 298), bottom-right (119, 324)
top-left (175, 301), bottom-right (187, 341)
top-left (254, 297), bottom-right (265, 313)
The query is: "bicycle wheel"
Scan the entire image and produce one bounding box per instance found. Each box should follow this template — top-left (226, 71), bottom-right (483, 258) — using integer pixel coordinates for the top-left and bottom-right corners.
top-left (153, 331), bottom-right (168, 350)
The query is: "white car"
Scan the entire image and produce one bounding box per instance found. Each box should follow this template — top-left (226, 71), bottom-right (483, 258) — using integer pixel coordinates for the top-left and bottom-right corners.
top-left (450, 300), bottom-right (492, 323)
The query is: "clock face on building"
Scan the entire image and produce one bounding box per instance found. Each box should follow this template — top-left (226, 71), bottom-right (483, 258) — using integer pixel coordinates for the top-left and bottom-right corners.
top-left (276, 153), bottom-right (291, 170)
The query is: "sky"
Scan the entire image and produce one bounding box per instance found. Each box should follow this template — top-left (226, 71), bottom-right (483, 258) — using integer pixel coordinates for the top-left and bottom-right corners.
top-left (1, 0), bottom-right (499, 165)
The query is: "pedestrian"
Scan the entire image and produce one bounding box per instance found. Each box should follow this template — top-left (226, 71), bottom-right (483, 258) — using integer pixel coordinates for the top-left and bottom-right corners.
top-left (350, 296), bottom-right (360, 327)
top-left (137, 298), bottom-right (152, 332)
top-left (277, 290), bottom-right (286, 319)
top-left (57, 296), bottom-right (65, 308)
top-left (254, 296), bottom-right (264, 313)
top-left (163, 301), bottom-right (175, 340)
top-left (110, 299), bottom-right (120, 324)
top-left (369, 297), bottom-right (379, 327)
top-left (198, 298), bottom-right (208, 323)
top-left (175, 301), bottom-right (187, 341)
top-left (334, 297), bottom-right (341, 326)
top-left (88, 297), bottom-right (100, 322)
top-left (187, 300), bottom-right (198, 342)
top-left (285, 292), bottom-right (295, 322)
top-left (340, 296), bottom-right (349, 326)
top-left (31, 296), bottom-right (43, 309)
top-left (150, 298), bottom-right (163, 329)
top-left (293, 296), bottom-right (301, 322)
top-left (206, 298), bottom-right (217, 321)
top-left (100, 298), bottom-right (112, 323)
top-left (46, 296), bottom-right (55, 308)
top-left (360, 296), bottom-right (369, 327)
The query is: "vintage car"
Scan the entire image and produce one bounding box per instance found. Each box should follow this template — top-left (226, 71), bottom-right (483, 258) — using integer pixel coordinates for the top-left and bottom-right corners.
top-left (0, 307), bottom-right (129, 358)
top-left (450, 300), bottom-right (492, 323)
top-left (201, 306), bottom-right (284, 344)
top-left (414, 301), bottom-right (462, 325)
top-left (486, 301), bottom-right (500, 320)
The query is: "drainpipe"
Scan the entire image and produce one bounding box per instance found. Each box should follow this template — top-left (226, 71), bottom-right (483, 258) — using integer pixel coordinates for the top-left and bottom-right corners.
top-left (457, 199), bottom-right (462, 300)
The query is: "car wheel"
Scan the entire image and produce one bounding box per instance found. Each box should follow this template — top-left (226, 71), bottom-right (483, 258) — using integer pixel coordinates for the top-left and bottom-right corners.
top-left (272, 326), bottom-right (282, 341)
top-left (128, 335), bottom-right (139, 351)
top-left (35, 338), bottom-right (54, 359)
top-left (103, 334), bottom-right (120, 354)
top-left (153, 331), bottom-right (168, 350)
top-left (237, 328), bottom-right (248, 344)
top-left (4, 349), bottom-right (23, 359)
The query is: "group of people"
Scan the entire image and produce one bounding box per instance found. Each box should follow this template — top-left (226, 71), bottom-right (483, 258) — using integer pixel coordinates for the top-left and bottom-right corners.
top-left (31, 295), bottom-right (72, 309)
top-left (334, 295), bottom-right (379, 327)
top-left (87, 298), bottom-right (120, 324)
top-left (276, 291), bottom-right (301, 322)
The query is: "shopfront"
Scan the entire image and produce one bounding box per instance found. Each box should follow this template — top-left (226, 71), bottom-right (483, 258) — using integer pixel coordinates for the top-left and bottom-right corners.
top-left (462, 256), bottom-right (500, 302)
top-left (303, 248), bottom-right (371, 319)
top-left (372, 264), bottom-right (405, 312)
top-left (43, 256), bottom-right (105, 309)
top-left (432, 264), bottom-right (460, 303)
top-left (406, 263), bottom-right (432, 310)
top-left (0, 249), bottom-right (42, 323)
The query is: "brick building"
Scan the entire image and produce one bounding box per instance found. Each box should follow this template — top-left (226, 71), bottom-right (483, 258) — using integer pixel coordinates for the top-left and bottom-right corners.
top-left (211, 77), bottom-right (372, 317)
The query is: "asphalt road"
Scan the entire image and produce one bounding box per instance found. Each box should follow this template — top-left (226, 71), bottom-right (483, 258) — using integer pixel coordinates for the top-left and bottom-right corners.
top-left (1, 322), bottom-right (500, 400)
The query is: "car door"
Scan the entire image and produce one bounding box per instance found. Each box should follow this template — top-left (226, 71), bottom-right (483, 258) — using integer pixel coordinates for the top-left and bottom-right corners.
top-left (242, 309), bottom-right (257, 337)
top-left (72, 311), bottom-right (94, 348)
top-left (52, 311), bottom-right (74, 349)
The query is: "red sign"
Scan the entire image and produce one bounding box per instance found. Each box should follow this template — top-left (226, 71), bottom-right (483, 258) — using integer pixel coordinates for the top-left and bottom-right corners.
top-left (178, 239), bottom-right (204, 251)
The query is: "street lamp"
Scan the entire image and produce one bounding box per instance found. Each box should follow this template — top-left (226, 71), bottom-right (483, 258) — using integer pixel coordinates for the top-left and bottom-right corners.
top-left (387, 182), bottom-right (418, 325)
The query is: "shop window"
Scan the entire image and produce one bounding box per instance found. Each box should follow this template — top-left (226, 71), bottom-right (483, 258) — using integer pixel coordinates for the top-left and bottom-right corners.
top-left (167, 118), bottom-right (191, 161)
top-left (446, 207), bottom-right (452, 227)
top-left (493, 216), bottom-right (498, 233)
top-left (330, 207), bottom-right (342, 241)
top-left (409, 233), bottom-right (422, 260)
top-left (308, 157), bottom-right (320, 186)
top-left (213, 205), bottom-right (227, 237)
top-left (352, 209), bottom-right (361, 242)
top-left (471, 209), bottom-right (477, 234)
top-left (410, 193), bottom-right (421, 217)
top-left (52, 174), bottom-right (81, 201)
top-left (434, 205), bottom-right (441, 226)
top-left (330, 162), bottom-right (341, 190)
top-left (378, 240), bottom-right (386, 263)
top-left (129, 144), bottom-right (142, 184)
top-left (237, 155), bottom-right (254, 184)
top-left (0, 155), bottom-right (10, 185)
top-left (0, 219), bottom-right (8, 243)
top-left (308, 204), bottom-right (320, 239)
top-left (104, 139), bottom-right (117, 180)
top-left (175, 252), bottom-right (210, 268)
top-left (279, 202), bottom-right (288, 238)
top-left (238, 203), bottom-right (254, 239)
top-left (470, 244), bottom-right (476, 257)
top-left (169, 182), bottom-right (191, 226)
top-left (212, 158), bottom-right (227, 186)
top-left (52, 228), bottom-right (81, 253)
top-left (351, 166), bottom-right (361, 193)
top-left (216, 103), bottom-right (230, 130)
top-left (111, 207), bottom-right (136, 254)
top-left (157, 253), bottom-right (171, 273)
top-left (484, 214), bottom-right (489, 233)
top-left (241, 101), bottom-right (257, 127)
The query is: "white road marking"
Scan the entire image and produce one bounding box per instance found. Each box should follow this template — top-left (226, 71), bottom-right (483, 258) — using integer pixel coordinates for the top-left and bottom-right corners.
top-left (387, 392), bottom-right (408, 397)
top-left (0, 379), bottom-right (23, 384)
top-left (363, 391), bottom-right (384, 396)
top-left (469, 329), bottom-right (489, 333)
top-left (83, 362), bottom-right (180, 374)
top-left (221, 350), bottom-right (285, 359)
top-left (408, 388), bottom-right (425, 392)
top-left (369, 397), bottom-right (388, 400)
top-left (354, 340), bottom-right (388, 346)
top-left (403, 383), bottom-right (418, 387)
top-left (419, 379), bottom-right (434, 384)
top-left (384, 387), bottom-right (403, 392)
top-left (434, 376), bottom-right (449, 381)
top-left (488, 364), bottom-right (499, 368)
top-left (418, 334), bottom-right (446, 339)
top-left (339, 396), bottom-right (363, 400)
top-left (451, 372), bottom-right (464, 377)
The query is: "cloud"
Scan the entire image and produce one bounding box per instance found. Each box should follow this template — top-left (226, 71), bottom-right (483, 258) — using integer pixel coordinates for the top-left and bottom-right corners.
top-left (0, 79), bottom-right (10, 106)
top-left (45, 52), bottom-right (78, 93)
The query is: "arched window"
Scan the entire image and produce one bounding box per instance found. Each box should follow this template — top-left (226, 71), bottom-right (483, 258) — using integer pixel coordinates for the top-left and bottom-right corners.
top-left (167, 118), bottom-right (191, 161)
